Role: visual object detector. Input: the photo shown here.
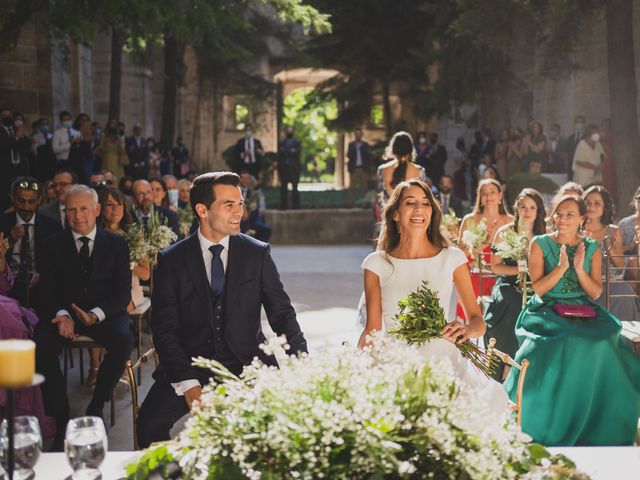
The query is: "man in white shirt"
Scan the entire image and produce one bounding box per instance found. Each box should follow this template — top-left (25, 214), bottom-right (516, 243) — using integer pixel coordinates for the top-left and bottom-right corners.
top-left (51, 110), bottom-right (78, 163)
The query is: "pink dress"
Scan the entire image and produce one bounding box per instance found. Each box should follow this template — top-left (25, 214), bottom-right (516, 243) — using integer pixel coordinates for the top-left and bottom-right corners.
top-left (0, 266), bottom-right (56, 438)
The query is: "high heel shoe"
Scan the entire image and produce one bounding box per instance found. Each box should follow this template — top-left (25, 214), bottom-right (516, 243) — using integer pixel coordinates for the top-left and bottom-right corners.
top-left (87, 367), bottom-right (99, 388)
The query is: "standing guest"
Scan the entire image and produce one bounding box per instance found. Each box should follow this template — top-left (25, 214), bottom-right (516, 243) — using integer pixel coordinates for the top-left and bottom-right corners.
top-left (452, 137), bottom-right (469, 201)
top-left (438, 175), bottom-right (463, 218)
top-left (131, 179), bottom-right (180, 237)
top-left (414, 131), bottom-right (430, 170)
top-left (0, 177), bottom-right (62, 306)
top-left (239, 171), bottom-right (271, 242)
top-left (51, 110), bottom-right (77, 166)
top-left (125, 123), bottom-right (148, 179)
top-left (599, 118), bottom-right (617, 201)
top-left (171, 136), bottom-right (190, 178)
top-left (12, 112), bottom-right (32, 177)
top-left (39, 169), bottom-right (78, 229)
top-left (505, 195), bottom-right (640, 446)
top-left (31, 118), bottom-right (51, 156)
top-left (177, 179), bottom-right (191, 209)
top-left (346, 128), bottom-right (371, 208)
top-left (572, 124), bottom-right (605, 188)
top-left (494, 129), bottom-right (510, 180)
top-left (507, 127), bottom-right (526, 176)
top-left (136, 171), bottom-right (307, 447)
top-left (234, 123), bottom-right (263, 179)
top-left (582, 185), bottom-right (639, 321)
top-left (0, 108), bottom-right (19, 213)
top-left (523, 120), bottom-right (547, 172)
top-left (146, 137), bottom-right (162, 179)
top-left (31, 118), bottom-right (57, 183)
top-left (35, 185), bottom-right (133, 450)
top-left (278, 126), bottom-right (302, 210)
top-left (566, 115), bottom-right (586, 178)
top-left (546, 123), bottom-right (566, 174)
top-left (484, 189), bottom-right (547, 380)
top-left (150, 177), bottom-right (170, 209)
top-left (68, 114), bottom-right (97, 184)
top-left (43, 180), bottom-right (57, 205)
top-left (426, 132), bottom-right (447, 187)
top-left (95, 118), bottom-right (127, 181)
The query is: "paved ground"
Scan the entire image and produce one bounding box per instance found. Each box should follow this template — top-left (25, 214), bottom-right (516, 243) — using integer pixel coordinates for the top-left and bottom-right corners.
top-left (64, 244), bottom-right (371, 451)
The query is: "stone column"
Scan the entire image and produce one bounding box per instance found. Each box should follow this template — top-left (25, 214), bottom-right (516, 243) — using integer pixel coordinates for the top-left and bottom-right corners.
top-left (50, 39), bottom-right (71, 122)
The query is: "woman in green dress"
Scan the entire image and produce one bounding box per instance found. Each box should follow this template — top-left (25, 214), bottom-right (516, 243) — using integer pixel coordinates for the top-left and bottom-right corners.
top-left (504, 194), bottom-right (640, 446)
top-left (484, 188), bottom-right (547, 381)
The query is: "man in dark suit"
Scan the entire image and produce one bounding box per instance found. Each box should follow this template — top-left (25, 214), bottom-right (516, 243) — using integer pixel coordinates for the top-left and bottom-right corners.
top-left (137, 171), bottom-right (307, 448)
top-left (277, 126), bottom-right (302, 209)
top-left (233, 123), bottom-right (263, 179)
top-left (438, 175), bottom-right (464, 218)
top-left (566, 115), bottom-right (586, 180)
top-left (131, 179), bottom-right (180, 237)
top-left (0, 177), bottom-right (62, 307)
top-left (35, 184), bottom-right (132, 449)
top-left (38, 169), bottom-right (78, 229)
top-left (426, 133), bottom-right (448, 187)
top-left (124, 123), bottom-right (148, 179)
top-left (346, 129), bottom-right (371, 207)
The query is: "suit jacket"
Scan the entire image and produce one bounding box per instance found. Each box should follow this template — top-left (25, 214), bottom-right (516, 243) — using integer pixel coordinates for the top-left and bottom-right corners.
top-left (38, 201), bottom-right (66, 229)
top-left (38, 227), bottom-right (131, 322)
top-left (346, 140), bottom-right (371, 173)
top-left (234, 137), bottom-right (263, 165)
top-left (278, 138), bottom-right (302, 178)
top-left (0, 211), bottom-right (62, 274)
top-left (151, 232), bottom-right (307, 384)
top-left (124, 136), bottom-right (148, 168)
top-left (437, 193), bottom-right (464, 218)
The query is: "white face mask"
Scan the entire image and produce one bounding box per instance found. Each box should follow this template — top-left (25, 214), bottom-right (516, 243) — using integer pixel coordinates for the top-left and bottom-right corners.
top-left (591, 133), bottom-right (600, 143)
top-left (575, 122), bottom-right (585, 131)
top-left (167, 189), bottom-right (179, 205)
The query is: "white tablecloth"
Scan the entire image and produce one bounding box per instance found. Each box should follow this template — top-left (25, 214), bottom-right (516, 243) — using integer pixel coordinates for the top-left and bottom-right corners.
top-left (32, 447), bottom-right (640, 479)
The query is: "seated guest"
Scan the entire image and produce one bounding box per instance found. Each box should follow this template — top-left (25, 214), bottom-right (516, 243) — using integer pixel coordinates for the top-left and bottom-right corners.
top-left (505, 195), bottom-right (640, 446)
top-left (484, 188), bottom-right (547, 381)
top-left (239, 171), bottom-right (271, 242)
top-left (131, 179), bottom-right (179, 237)
top-left (39, 169), bottom-right (78, 228)
top-left (0, 177), bottom-right (61, 307)
top-left (582, 185), bottom-right (639, 321)
top-left (35, 185), bottom-right (133, 450)
top-left (618, 186), bottom-right (640, 254)
top-left (137, 171), bottom-right (307, 448)
top-left (177, 179), bottom-right (191, 209)
top-left (162, 174), bottom-right (179, 211)
top-left (150, 177), bottom-right (170, 209)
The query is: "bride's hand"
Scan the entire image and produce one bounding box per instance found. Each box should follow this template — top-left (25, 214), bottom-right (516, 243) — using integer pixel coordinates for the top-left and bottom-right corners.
top-left (441, 321), bottom-right (469, 344)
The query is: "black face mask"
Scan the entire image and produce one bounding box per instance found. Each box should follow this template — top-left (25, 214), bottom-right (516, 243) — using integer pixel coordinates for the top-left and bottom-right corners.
top-left (2, 117), bottom-right (13, 127)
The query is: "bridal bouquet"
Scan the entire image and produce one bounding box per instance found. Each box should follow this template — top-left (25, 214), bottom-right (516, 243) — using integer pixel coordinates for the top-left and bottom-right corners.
top-left (494, 224), bottom-right (529, 262)
top-left (440, 211), bottom-right (461, 243)
top-left (126, 335), bottom-right (586, 480)
top-left (120, 222), bottom-right (150, 269)
top-left (177, 206), bottom-right (194, 237)
top-left (146, 211), bottom-right (177, 255)
top-left (389, 281), bottom-right (499, 377)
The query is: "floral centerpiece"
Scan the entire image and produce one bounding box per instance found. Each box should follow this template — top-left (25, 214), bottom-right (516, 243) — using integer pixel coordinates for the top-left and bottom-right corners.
top-left (125, 336), bottom-right (586, 480)
top-left (389, 280), bottom-right (498, 377)
top-left (440, 211), bottom-right (461, 244)
top-left (177, 207), bottom-right (194, 238)
top-left (461, 218), bottom-right (488, 269)
top-left (145, 211), bottom-right (178, 256)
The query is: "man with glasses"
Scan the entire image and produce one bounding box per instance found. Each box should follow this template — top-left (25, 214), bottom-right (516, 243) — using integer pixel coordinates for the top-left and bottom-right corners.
top-left (39, 169), bottom-right (78, 228)
top-left (0, 177), bottom-right (61, 307)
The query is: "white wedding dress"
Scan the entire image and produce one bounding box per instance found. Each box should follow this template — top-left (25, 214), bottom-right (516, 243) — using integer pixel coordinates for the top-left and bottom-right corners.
top-left (362, 247), bottom-right (510, 416)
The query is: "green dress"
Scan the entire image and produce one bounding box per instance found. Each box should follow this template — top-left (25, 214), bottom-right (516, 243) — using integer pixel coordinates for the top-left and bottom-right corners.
top-left (484, 253), bottom-right (521, 381)
top-left (504, 234), bottom-right (640, 446)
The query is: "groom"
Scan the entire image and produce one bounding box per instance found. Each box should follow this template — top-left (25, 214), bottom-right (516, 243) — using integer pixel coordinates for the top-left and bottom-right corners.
top-left (137, 171), bottom-right (307, 448)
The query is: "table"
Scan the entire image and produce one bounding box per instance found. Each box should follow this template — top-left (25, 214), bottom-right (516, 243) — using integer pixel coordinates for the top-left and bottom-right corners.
top-left (32, 447), bottom-right (640, 479)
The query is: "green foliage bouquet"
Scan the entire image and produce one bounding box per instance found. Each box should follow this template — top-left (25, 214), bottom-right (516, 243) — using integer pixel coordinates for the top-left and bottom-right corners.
top-left (389, 281), bottom-right (499, 377)
top-left (125, 335), bottom-right (586, 480)
top-left (120, 222), bottom-right (150, 269)
top-left (145, 211), bottom-right (177, 256)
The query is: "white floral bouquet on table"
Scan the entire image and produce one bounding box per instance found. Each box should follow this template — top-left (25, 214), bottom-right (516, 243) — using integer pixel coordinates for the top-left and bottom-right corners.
top-left (461, 218), bottom-right (488, 269)
top-left (146, 211), bottom-right (177, 256)
top-left (120, 222), bottom-right (150, 270)
top-left (125, 335), bottom-right (587, 480)
top-left (440, 211), bottom-right (461, 243)
top-left (177, 206), bottom-right (194, 237)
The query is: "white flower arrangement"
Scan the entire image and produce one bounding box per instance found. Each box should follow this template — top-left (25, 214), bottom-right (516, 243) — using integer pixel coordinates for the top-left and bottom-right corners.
top-left (494, 225), bottom-right (529, 263)
top-left (146, 211), bottom-right (177, 255)
top-left (461, 218), bottom-right (488, 253)
top-left (440, 211), bottom-right (461, 243)
top-left (126, 335), bottom-right (585, 480)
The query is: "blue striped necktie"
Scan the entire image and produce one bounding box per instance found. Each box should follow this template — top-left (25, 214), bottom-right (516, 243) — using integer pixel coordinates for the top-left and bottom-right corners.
top-left (209, 244), bottom-right (225, 296)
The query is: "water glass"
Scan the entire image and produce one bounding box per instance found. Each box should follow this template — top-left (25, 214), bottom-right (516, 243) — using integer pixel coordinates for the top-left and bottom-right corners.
top-left (64, 417), bottom-right (107, 480)
top-left (0, 415), bottom-right (42, 480)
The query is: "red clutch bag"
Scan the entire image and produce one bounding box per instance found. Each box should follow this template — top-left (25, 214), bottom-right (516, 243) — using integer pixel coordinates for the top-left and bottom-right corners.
top-left (552, 304), bottom-right (596, 318)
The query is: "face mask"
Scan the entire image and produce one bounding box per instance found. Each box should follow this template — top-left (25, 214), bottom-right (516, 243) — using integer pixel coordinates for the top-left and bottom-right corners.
top-left (14, 120), bottom-right (23, 129)
top-left (168, 189), bottom-right (179, 205)
top-left (575, 122), bottom-right (585, 131)
top-left (2, 117), bottom-right (13, 127)
top-left (245, 130), bottom-right (252, 137)
top-left (418, 137), bottom-right (426, 144)
top-left (62, 120), bottom-right (73, 129)
top-left (591, 133), bottom-right (600, 143)
top-left (40, 125), bottom-right (49, 134)
top-left (94, 127), bottom-right (102, 136)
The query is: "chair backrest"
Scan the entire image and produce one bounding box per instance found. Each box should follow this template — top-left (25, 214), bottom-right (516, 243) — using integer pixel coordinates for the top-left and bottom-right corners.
top-left (127, 347), bottom-right (158, 450)
top-left (486, 338), bottom-right (529, 426)
top-left (602, 228), bottom-right (640, 312)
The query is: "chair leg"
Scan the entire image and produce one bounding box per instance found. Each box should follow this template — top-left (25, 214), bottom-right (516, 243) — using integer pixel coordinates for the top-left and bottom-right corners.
top-left (69, 347), bottom-right (74, 369)
top-left (111, 390), bottom-right (116, 427)
top-left (136, 315), bottom-right (143, 386)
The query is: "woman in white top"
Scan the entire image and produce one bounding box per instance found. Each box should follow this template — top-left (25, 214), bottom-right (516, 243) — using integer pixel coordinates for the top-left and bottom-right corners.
top-left (359, 179), bottom-right (509, 414)
top-left (571, 124), bottom-right (606, 187)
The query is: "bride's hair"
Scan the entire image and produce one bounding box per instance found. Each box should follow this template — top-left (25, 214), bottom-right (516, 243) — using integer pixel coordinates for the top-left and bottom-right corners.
top-left (378, 179), bottom-right (450, 253)
top-left (385, 131), bottom-right (417, 189)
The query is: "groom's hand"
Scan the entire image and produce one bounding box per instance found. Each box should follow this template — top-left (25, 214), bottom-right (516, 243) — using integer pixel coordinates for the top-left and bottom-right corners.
top-left (184, 385), bottom-right (202, 411)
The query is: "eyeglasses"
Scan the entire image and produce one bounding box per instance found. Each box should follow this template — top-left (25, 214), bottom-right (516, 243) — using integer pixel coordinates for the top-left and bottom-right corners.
top-left (15, 180), bottom-right (40, 191)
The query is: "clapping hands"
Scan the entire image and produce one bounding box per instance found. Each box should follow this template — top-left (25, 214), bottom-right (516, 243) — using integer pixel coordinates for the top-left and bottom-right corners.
top-left (558, 244), bottom-right (570, 272)
top-left (573, 242), bottom-right (586, 272)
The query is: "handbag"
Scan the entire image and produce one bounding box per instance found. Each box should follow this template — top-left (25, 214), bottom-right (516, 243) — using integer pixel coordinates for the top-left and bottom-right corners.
top-left (552, 304), bottom-right (596, 319)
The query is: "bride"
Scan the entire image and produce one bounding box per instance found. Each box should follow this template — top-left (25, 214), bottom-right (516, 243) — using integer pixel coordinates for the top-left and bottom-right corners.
top-left (358, 179), bottom-right (509, 414)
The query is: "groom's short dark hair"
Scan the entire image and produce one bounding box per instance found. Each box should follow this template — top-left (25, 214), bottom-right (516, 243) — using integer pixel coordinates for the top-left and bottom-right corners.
top-left (190, 171), bottom-right (240, 218)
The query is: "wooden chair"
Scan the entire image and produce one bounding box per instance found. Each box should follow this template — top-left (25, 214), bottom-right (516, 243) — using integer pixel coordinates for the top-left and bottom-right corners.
top-left (486, 338), bottom-right (529, 425)
top-left (124, 347), bottom-right (158, 450)
top-left (129, 297), bottom-right (152, 385)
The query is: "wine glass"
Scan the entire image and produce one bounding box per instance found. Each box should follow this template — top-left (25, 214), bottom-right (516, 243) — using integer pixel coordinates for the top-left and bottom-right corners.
top-left (0, 415), bottom-right (42, 480)
top-left (64, 417), bottom-right (107, 480)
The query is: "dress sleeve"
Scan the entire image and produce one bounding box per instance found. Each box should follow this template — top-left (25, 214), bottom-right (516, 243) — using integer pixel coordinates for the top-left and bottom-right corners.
top-left (361, 251), bottom-right (392, 283)
top-left (447, 246), bottom-right (468, 270)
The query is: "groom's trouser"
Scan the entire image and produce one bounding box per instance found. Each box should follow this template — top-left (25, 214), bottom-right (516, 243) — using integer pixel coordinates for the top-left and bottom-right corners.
top-left (137, 362), bottom-right (243, 448)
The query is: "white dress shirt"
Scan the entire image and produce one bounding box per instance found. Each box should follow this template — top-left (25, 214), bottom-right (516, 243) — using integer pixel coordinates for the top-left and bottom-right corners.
top-left (171, 229), bottom-right (229, 397)
top-left (55, 227), bottom-right (106, 323)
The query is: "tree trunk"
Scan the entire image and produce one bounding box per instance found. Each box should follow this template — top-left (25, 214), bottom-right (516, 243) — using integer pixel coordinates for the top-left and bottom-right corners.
top-left (606, 0), bottom-right (640, 214)
top-left (108, 29), bottom-right (123, 121)
top-left (382, 80), bottom-right (393, 138)
top-left (160, 33), bottom-right (180, 146)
